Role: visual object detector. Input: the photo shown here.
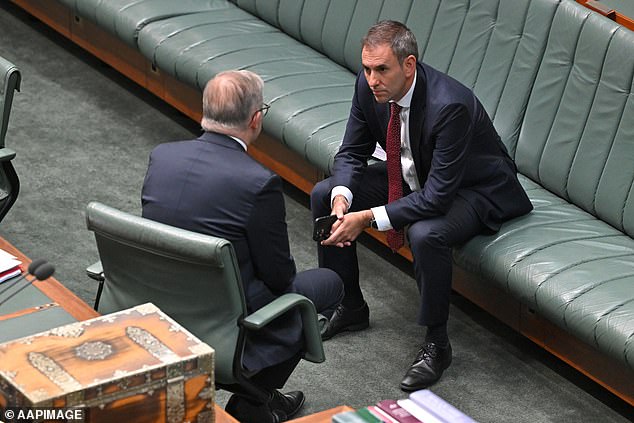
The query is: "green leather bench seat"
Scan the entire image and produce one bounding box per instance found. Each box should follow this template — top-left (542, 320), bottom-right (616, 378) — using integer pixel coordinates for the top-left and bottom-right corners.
top-left (42, 0), bottom-right (634, 377)
top-left (455, 175), bottom-right (634, 367)
top-left (456, 0), bottom-right (634, 370)
top-left (57, 0), bottom-right (235, 47)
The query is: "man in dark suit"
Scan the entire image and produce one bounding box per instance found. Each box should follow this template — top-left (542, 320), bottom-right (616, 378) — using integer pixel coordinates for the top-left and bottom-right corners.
top-left (311, 21), bottom-right (533, 391)
top-left (142, 70), bottom-right (343, 423)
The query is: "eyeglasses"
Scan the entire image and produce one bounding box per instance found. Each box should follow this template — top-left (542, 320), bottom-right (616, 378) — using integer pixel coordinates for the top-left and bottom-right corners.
top-left (255, 103), bottom-right (270, 118)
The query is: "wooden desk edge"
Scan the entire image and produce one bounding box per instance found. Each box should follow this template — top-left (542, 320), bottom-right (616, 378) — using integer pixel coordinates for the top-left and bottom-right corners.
top-left (215, 403), bottom-right (238, 423)
top-left (215, 404), bottom-right (353, 422)
top-left (0, 236), bottom-right (99, 321)
top-left (288, 406), bottom-right (355, 423)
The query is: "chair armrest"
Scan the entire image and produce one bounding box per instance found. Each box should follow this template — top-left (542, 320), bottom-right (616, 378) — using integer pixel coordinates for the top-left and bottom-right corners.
top-left (86, 261), bottom-right (104, 282)
top-left (242, 293), bottom-right (325, 363)
top-left (0, 148), bottom-right (16, 162)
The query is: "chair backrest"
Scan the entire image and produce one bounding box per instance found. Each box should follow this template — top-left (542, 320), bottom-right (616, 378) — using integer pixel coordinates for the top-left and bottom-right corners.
top-left (85, 201), bottom-right (247, 384)
top-left (0, 56), bottom-right (21, 222)
top-left (0, 56), bottom-right (21, 148)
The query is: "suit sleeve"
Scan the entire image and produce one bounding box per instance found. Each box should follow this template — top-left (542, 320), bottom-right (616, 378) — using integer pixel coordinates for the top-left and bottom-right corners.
top-left (246, 174), bottom-right (297, 293)
top-left (386, 103), bottom-right (472, 228)
top-left (331, 72), bottom-right (377, 194)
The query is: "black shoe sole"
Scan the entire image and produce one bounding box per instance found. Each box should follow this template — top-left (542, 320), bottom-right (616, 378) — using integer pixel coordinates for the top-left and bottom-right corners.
top-left (321, 320), bottom-right (369, 341)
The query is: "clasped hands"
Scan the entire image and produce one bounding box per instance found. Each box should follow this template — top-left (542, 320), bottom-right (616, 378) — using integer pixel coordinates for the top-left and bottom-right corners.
top-left (320, 195), bottom-right (374, 248)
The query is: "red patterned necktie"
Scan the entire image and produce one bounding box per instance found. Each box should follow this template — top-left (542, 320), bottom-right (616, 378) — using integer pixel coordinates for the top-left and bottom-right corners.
top-left (386, 102), bottom-right (404, 251)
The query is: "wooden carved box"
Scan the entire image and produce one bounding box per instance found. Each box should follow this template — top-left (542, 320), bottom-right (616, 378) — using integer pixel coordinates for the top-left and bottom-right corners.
top-left (0, 303), bottom-right (214, 422)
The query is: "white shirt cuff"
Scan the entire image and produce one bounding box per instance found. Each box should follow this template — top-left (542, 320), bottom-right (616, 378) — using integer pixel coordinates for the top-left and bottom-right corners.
top-left (331, 186), bottom-right (353, 208)
top-left (371, 206), bottom-right (393, 231)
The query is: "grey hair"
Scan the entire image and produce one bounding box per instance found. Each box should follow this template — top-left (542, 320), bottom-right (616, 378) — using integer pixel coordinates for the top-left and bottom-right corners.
top-left (201, 70), bottom-right (264, 132)
top-left (362, 20), bottom-right (418, 63)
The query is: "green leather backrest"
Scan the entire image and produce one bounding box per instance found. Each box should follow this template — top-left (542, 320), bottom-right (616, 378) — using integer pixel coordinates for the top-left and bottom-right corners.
top-left (234, 0), bottom-right (280, 28)
top-left (232, 0), bottom-right (559, 155)
top-left (85, 202), bottom-right (247, 384)
top-left (74, 0), bottom-right (234, 46)
top-left (407, 0), bottom-right (560, 155)
top-left (515, 0), bottom-right (634, 236)
top-left (0, 56), bottom-right (21, 148)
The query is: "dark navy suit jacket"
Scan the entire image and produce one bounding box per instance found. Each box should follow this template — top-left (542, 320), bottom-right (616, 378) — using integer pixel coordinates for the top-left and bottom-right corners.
top-left (332, 62), bottom-right (532, 230)
top-left (141, 131), bottom-right (302, 372)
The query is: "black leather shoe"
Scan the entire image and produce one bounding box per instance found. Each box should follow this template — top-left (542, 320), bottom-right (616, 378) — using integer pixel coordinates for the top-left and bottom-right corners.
top-left (224, 390), bottom-right (305, 423)
top-left (269, 390), bottom-right (305, 421)
top-left (400, 342), bottom-right (452, 392)
top-left (321, 302), bottom-right (370, 340)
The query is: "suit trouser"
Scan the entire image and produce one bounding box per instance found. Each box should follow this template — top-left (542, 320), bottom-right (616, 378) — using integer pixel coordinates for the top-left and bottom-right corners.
top-left (311, 162), bottom-right (486, 326)
top-left (247, 268), bottom-right (343, 389)
top-left (250, 352), bottom-right (302, 390)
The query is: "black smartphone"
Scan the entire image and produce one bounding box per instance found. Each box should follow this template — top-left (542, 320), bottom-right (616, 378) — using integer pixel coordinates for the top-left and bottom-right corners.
top-left (312, 215), bottom-right (338, 242)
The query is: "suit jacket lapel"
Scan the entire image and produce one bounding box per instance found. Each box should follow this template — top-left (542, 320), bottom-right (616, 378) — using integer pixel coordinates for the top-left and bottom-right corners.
top-left (375, 102), bottom-right (390, 149)
top-left (409, 64), bottom-right (428, 183)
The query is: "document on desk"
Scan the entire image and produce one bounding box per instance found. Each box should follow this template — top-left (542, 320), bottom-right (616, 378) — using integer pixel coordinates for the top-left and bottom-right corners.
top-left (0, 248), bottom-right (22, 283)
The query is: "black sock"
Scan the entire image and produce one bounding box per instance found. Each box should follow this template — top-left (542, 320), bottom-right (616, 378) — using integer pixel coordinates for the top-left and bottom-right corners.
top-left (424, 322), bottom-right (449, 347)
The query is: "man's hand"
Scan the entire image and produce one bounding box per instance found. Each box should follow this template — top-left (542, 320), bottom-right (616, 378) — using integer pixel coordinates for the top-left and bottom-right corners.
top-left (322, 209), bottom-right (373, 248)
top-left (331, 194), bottom-right (349, 218)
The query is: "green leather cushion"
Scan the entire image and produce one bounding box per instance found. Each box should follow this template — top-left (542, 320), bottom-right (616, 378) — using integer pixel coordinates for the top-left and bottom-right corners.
top-left (71, 0), bottom-right (235, 47)
top-left (454, 174), bottom-right (634, 370)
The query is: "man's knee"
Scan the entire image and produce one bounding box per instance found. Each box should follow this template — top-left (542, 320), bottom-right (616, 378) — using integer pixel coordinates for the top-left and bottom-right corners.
top-left (297, 268), bottom-right (343, 300)
top-left (407, 221), bottom-right (450, 257)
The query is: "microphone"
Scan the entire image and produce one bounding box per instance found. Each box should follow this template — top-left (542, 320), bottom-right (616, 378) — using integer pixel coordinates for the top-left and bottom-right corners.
top-left (0, 263), bottom-right (55, 308)
top-left (0, 258), bottom-right (47, 297)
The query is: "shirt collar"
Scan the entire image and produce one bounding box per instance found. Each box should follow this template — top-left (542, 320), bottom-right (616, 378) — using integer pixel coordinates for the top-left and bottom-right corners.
top-left (229, 136), bottom-right (247, 151)
top-left (393, 70), bottom-right (417, 109)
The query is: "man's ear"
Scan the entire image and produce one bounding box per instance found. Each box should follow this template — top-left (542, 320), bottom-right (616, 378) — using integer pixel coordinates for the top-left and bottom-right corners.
top-left (403, 54), bottom-right (417, 78)
top-left (249, 110), bottom-right (261, 129)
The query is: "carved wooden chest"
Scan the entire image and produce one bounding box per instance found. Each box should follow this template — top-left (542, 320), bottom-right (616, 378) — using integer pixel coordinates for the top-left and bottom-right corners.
top-left (0, 303), bottom-right (215, 422)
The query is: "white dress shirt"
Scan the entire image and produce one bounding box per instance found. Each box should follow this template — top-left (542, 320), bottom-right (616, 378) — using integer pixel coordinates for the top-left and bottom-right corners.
top-left (332, 73), bottom-right (420, 231)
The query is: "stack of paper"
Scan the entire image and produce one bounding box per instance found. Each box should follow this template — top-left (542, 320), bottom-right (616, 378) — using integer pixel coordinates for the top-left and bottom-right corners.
top-left (0, 249), bottom-right (22, 284)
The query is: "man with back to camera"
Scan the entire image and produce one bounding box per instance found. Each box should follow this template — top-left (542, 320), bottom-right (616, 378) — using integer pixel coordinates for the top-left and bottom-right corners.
top-left (311, 20), bottom-right (533, 391)
top-left (141, 70), bottom-right (344, 423)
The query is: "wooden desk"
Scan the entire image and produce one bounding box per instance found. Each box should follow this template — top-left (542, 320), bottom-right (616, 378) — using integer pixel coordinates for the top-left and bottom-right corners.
top-left (214, 404), bottom-right (239, 423)
top-left (0, 236), bottom-right (99, 342)
top-left (214, 405), bottom-right (353, 422)
top-left (288, 406), bottom-right (355, 422)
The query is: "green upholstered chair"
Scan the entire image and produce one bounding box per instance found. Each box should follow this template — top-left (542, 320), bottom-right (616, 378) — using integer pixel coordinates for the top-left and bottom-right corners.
top-left (0, 56), bottom-right (21, 222)
top-left (85, 201), bottom-right (325, 402)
